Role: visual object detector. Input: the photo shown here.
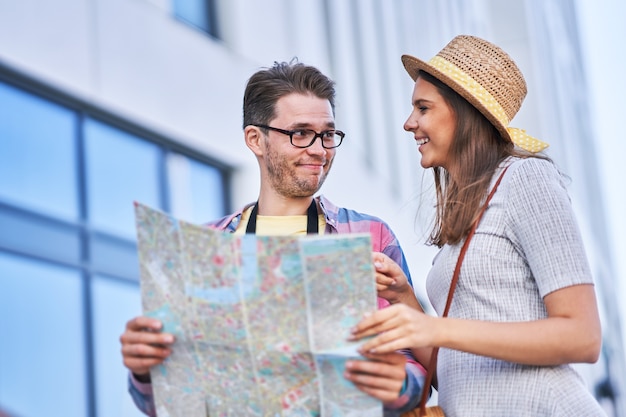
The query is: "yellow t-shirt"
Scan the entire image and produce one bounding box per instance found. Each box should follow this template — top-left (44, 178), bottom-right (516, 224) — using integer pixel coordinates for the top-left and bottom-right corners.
top-left (234, 206), bottom-right (326, 236)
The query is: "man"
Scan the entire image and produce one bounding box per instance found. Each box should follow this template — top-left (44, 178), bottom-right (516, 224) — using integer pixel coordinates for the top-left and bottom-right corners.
top-left (120, 60), bottom-right (425, 415)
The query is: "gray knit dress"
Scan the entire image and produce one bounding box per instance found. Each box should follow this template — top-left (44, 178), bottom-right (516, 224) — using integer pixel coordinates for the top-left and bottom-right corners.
top-left (427, 157), bottom-right (606, 417)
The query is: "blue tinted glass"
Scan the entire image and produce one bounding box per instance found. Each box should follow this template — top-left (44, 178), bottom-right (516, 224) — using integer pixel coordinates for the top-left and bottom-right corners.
top-left (0, 252), bottom-right (86, 417)
top-left (91, 276), bottom-right (145, 417)
top-left (90, 236), bottom-right (140, 281)
top-left (172, 0), bottom-right (209, 31)
top-left (0, 81), bottom-right (78, 219)
top-left (167, 153), bottom-right (225, 224)
top-left (0, 207), bottom-right (81, 265)
top-left (85, 119), bottom-right (161, 238)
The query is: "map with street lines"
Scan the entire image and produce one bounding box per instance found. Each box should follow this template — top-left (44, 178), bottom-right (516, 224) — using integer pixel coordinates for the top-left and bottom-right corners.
top-left (134, 203), bottom-right (382, 417)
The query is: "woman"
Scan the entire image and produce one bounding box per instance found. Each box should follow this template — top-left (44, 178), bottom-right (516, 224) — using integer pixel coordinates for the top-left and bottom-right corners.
top-left (349, 35), bottom-right (606, 416)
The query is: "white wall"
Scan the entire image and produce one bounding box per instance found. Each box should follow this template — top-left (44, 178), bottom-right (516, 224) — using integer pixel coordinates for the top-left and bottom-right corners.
top-left (576, 0), bottom-right (626, 332)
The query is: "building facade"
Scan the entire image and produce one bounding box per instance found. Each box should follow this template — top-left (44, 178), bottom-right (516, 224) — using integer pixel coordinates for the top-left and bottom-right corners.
top-left (0, 0), bottom-right (623, 416)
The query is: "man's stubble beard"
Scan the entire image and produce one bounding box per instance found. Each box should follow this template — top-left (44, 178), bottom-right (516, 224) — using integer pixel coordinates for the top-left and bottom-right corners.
top-left (264, 142), bottom-right (334, 198)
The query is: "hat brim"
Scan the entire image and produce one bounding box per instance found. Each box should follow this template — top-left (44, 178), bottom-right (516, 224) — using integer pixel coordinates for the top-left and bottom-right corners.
top-left (401, 54), bottom-right (512, 144)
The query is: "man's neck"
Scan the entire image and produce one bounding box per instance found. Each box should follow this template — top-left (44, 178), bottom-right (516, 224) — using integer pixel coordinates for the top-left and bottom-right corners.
top-left (256, 194), bottom-right (315, 216)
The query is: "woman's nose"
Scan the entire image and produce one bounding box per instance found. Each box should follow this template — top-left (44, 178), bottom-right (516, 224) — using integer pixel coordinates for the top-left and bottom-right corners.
top-left (404, 114), bottom-right (417, 132)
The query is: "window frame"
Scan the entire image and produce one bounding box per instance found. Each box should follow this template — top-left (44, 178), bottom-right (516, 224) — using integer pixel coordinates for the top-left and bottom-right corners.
top-left (0, 63), bottom-right (232, 417)
top-left (171, 0), bottom-right (220, 39)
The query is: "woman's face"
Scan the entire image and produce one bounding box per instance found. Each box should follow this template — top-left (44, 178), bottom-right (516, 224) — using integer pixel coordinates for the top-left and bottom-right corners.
top-left (403, 77), bottom-right (456, 170)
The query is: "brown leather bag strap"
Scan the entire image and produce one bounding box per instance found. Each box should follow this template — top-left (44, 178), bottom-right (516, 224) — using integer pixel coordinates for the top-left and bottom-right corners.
top-left (418, 166), bottom-right (509, 416)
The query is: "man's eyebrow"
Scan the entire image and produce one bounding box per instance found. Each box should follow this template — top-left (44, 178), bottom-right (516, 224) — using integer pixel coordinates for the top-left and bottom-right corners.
top-left (290, 121), bottom-right (336, 129)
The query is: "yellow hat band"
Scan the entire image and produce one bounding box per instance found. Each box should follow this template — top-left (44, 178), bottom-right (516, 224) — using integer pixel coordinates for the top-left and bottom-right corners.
top-left (429, 56), bottom-right (510, 126)
top-left (507, 128), bottom-right (549, 153)
top-left (428, 55), bottom-right (549, 153)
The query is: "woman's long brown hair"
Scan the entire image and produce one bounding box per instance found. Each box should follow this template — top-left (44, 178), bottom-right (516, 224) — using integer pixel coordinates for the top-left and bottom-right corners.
top-left (418, 71), bottom-right (539, 247)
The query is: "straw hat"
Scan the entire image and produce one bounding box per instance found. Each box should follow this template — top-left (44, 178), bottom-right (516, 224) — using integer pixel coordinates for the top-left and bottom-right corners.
top-left (402, 35), bottom-right (548, 153)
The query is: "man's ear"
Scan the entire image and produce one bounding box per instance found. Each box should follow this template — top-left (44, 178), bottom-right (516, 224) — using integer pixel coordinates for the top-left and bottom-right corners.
top-left (244, 125), bottom-right (264, 156)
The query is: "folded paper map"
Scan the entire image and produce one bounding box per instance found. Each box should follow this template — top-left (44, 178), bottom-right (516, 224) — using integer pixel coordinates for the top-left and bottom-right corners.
top-left (134, 202), bottom-right (382, 417)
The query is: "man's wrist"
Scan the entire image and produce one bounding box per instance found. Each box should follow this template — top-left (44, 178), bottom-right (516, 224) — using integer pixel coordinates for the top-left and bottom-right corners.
top-left (399, 374), bottom-right (408, 396)
top-left (133, 372), bottom-right (152, 383)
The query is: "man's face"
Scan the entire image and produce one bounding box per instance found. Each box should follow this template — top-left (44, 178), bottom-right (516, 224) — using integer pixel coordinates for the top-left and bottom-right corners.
top-left (261, 93), bottom-right (337, 198)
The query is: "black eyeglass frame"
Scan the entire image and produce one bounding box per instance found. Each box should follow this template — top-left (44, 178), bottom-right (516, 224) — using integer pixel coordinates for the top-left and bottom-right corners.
top-left (250, 124), bottom-right (345, 149)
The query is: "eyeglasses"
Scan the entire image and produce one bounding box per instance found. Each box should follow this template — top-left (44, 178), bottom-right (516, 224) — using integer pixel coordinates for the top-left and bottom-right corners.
top-left (251, 124), bottom-right (344, 149)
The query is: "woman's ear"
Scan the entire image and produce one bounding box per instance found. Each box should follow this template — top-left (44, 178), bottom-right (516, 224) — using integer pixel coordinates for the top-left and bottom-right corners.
top-left (244, 125), bottom-right (264, 156)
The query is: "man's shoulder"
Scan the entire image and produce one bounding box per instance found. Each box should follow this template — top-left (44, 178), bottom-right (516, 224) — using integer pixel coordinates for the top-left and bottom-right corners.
top-left (205, 214), bottom-right (232, 229)
top-left (204, 203), bottom-right (253, 232)
top-left (319, 195), bottom-right (391, 231)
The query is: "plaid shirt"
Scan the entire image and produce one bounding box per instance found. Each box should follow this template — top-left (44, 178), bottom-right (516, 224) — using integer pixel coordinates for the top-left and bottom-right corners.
top-left (129, 194), bottom-right (425, 416)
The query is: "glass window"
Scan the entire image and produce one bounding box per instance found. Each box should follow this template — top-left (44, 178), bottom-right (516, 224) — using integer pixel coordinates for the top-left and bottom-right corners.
top-left (0, 252), bottom-right (86, 417)
top-left (90, 235), bottom-right (140, 281)
top-left (172, 0), bottom-right (219, 37)
top-left (0, 207), bottom-right (81, 265)
top-left (167, 153), bottom-right (226, 224)
top-left (91, 275), bottom-right (145, 417)
top-left (85, 119), bottom-right (161, 239)
top-left (0, 79), bottom-right (228, 417)
top-left (0, 82), bottom-right (78, 220)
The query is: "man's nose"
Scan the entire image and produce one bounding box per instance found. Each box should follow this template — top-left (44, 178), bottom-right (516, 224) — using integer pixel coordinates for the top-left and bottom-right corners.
top-left (307, 136), bottom-right (327, 153)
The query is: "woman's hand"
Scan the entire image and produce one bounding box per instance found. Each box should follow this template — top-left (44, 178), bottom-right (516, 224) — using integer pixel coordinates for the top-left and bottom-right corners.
top-left (373, 252), bottom-right (420, 309)
top-left (350, 303), bottom-right (436, 354)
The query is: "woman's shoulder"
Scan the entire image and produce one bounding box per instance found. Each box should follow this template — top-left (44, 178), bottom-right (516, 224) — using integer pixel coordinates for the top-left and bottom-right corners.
top-left (499, 156), bottom-right (571, 215)
top-left (506, 155), bottom-right (557, 174)
top-left (503, 156), bottom-right (563, 188)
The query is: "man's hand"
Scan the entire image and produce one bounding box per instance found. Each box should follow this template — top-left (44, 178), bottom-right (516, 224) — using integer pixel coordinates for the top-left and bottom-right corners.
top-left (343, 352), bottom-right (407, 404)
top-left (120, 316), bottom-right (175, 382)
